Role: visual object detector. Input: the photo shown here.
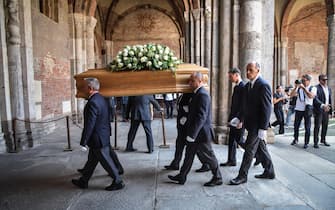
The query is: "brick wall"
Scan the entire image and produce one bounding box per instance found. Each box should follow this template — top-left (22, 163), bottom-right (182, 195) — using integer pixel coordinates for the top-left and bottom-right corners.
top-left (287, 3), bottom-right (328, 83)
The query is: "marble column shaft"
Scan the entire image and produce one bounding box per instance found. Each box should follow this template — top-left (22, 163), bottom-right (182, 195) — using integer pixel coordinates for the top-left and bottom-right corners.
top-left (192, 9), bottom-right (201, 65)
top-left (280, 37), bottom-right (288, 86)
top-left (204, 2), bottom-right (212, 69)
top-left (86, 16), bottom-right (97, 69)
top-left (6, 0), bottom-right (27, 149)
top-left (211, 0), bottom-right (220, 126)
top-left (183, 11), bottom-right (190, 63)
top-left (327, 14), bottom-right (335, 107)
top-left (216, 0), bottom-right (231, 143)
top-left (239, 0), bottom-right (262, 75)
top-left (232, 0), bottom-right (240, 67)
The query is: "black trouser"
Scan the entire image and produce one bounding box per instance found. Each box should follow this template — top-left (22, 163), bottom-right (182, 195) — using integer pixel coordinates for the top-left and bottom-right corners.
top-left (272, 107), bottom-right (285, 134)
top-left (227, 127), bottom-right (245, 164)
top-left (127, 120), bottom-right (154, 152)
top-left (294, 110), bottom-right (312, 145)
top-left (238, 131), bottom-right (274, 179)
top-left (179, 141), bottom-right (222, 180)
top-left (80, 146), bottom-right (122, 184)
top-left (169, 132), bottom-right (208, 168)
top-left (82, 145), bottom-right (123, 174)
top-left (164, 100), bottom-right (174, 118)
top-left (314, 111), bottom-right (329, 144)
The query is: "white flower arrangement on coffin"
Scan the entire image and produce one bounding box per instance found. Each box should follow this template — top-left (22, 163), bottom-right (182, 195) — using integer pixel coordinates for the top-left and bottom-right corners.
top-left (108, 43), bottom-right (183, 72)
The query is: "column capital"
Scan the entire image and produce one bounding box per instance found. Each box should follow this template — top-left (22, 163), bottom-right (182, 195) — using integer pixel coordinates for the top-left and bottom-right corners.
top-left (191, 9), bottom-right (201, 21)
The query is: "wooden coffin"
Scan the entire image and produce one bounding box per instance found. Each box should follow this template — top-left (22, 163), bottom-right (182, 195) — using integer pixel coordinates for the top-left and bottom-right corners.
top-left (74, 63), bottom-right (209, 98)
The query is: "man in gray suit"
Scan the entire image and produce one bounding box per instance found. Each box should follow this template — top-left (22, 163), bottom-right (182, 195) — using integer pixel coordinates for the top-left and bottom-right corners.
top-left (125, 95), bottom-right (162, 153)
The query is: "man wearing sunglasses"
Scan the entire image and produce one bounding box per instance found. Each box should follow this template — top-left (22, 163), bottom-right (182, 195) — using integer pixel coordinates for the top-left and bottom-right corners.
top-left (313, 74), bottom-right (332, 148)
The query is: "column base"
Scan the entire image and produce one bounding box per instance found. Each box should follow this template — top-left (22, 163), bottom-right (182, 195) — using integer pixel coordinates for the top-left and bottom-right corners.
top-left (214, 125), bottom-right (229, 144)
top-left (266, 127), bottom-right (275, 144)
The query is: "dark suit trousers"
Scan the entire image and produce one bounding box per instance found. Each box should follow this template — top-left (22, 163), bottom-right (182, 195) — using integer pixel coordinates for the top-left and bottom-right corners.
top-left (80, 146), bottom-right (121, 184)
top-left (179, 141), bottom-right (222, 180)
top-left (314, 111), bottom-right (329, 144)
top-left (294, 110), bottom-right (312, 144)
top-left (238, 131), bottom-right (274, 178)
top-left (127, 120), bottom-right (154, 151)
top-left (82, 145), bottom-right (123, 173)
top-left (272, 108), bottom-right (284, 133)
top-left (227, 127), bottom-right (245, 164)
top-left (170, 132), bottom-right (209, 168)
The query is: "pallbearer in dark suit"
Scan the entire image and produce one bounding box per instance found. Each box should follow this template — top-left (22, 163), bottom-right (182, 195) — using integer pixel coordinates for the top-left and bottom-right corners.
top-left (220, 68), bottom-right (245, 167)
top-left (125, 95), bottom-right (162, 153)
top-left (313, 74), bottom-right (332, 147)
top-left (230, 62), bottom-right (275, 185)
top-left (164, 93), bottom-right (210, 171)
top-left (72, 78), bottom-right (124, 191)
top-left (168, 72), bottom-right (222, 187)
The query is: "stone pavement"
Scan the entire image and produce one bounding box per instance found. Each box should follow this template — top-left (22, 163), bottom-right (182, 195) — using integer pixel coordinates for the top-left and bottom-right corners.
top-left (0, 117), bottom-right (335, 210)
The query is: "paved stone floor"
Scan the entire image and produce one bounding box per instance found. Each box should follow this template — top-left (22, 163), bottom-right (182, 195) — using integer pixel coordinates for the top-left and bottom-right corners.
top-left (0, 117), bottom-right (335, 210)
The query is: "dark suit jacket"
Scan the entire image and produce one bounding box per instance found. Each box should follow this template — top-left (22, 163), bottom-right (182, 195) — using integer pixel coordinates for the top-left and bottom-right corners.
top-left (229, 80), bottom-right (246, 122)
top-left (126, 95), bottom-right (161, 121)
top-left (243, 77), bottom-right (272, 132)
top-left (80, 93), bottom-right (111, 148)
top-left (186, 86), bottom-right (214, 143)
top-left (313, 84), bottom-right (332, 114)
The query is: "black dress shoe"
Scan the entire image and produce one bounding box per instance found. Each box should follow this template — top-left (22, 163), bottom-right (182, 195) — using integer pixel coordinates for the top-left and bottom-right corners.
top-left (303, 144), bottom-right (308, 149)
top-left (313, 144), bottom-right (319, 149)
top-left (164, 165), bottom-right (179, 170)
top-left (71, 179), bottom-right (88, 189)
top-left (168, 175), bottom-right (186, 185)
top-left (125, 148), bottom-right (137, 152)
top-left (230, 176), bottom-right (247, 185)
top-left (322, 141), bottom-right (330, 147)
top-left (255, 172), bottom-right (275, 179)
top-left (291, 140), bottom-right (298, 145)
top-left (195, 165), bottom-right (210, 173)
top-left (220, 162), bottom-right (236, 167)
top-left (204, 177), bottom-right (223, 187)
top-left (105, 181), bottom-right (125, 191)
top-left (77, 168), bottom-right (85, 174)
top-left (146, 150), bottom-right (154, 154)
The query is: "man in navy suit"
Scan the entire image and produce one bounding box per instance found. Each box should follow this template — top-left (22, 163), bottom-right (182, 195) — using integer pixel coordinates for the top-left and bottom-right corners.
top-left (220, 67), bottom-right (246, 167)
top-left (230, 62), bottom-right (275, 185)
top-left (168, 72), bottom-right (222, 187)
top-left (164, 93), bottom-right (210, 171)
top-left (313, 74), bottom-right (332, 148)
top-left (72, 78), bottom-right (124, 191)
top-left (125, 95), bottom-right (162, 153)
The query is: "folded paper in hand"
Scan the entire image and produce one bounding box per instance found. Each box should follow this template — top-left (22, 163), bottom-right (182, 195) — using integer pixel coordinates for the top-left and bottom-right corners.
top-left (229, 117), bottom-right (240, 127)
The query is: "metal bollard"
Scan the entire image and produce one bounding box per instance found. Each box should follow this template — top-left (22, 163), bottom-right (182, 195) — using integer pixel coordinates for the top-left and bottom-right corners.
top-left (159, 112), bottom-right (169, 148)
top-left (64, 116), bottom-right (73, 151)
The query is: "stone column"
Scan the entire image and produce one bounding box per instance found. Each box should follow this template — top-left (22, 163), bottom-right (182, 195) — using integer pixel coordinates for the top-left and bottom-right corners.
top-left (73, 13), bottom-right (87, 123)
top-left (327, 14), bottom-right (335, 108)
top-left (232, 0), bottom-right (240, 67)
top-left (239, 0), bottom-right (262, 75)
top-left (19, 0), bottom-right (34, 147)
top-left (6, 0), bottom-right (27, 150)
top-left (184, 11), bottom-right (191, 63)
top-left (216, 0), bottom-right (232, 144)
top-left (200, 8), bottom-right (205, 66)
top-left (86, 16), bottom-right (97, 69)
top-left (0, 1), bottom-right (8, 153)
top-left (192, 9), bottom-right (201, 65)
top-left (189, 11), bottom-right (195, 63)
top-left (105, 40), bottom-right (113, 65)
top-left (204, 2), bottom-right (212, 69)
top-left (211, 0), bottom-right (219, 128)
top-left (280, 37), bottom-right (288, 86)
